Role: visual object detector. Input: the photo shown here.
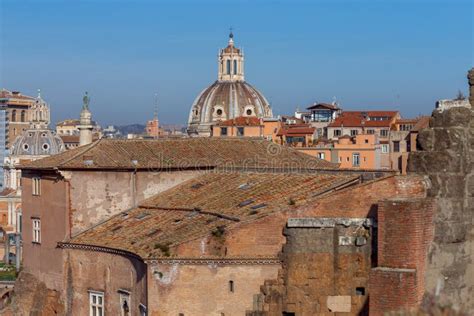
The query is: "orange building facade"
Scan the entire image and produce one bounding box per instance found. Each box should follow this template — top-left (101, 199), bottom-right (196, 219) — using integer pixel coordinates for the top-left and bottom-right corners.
top-left (298, 134), bottom-right (381, 169)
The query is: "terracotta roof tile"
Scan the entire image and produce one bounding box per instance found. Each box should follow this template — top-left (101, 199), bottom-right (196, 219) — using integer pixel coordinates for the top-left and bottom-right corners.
top-left (328, 111), bottom-right (399, 128)
top-left (20, 138), bottom-right (338, 170)
top-left (411, 116), bottom-right (430, 132)
top-left (68, 171), bottom-right (359, 259)
top-left (217, 116), bottom-right (262, 127)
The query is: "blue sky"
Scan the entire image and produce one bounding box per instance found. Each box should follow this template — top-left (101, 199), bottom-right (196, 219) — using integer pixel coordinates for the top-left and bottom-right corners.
top-left (1, 0), bottom-right (472, 126)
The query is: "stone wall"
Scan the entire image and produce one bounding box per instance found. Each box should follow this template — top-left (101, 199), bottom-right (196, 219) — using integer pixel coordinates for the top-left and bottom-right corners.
top-left (407, 68), bottom-right (474, 312)
top-left (248, 218), bottom-right (374, 315)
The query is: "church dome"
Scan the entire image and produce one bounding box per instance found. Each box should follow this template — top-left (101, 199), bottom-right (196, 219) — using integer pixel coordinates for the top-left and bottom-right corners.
top-left (11, 129), bottom-right (65, 157)
top-left (187, 33), bottom-right (273, 136)
top-left (10, 90), bottom-right (65, 157)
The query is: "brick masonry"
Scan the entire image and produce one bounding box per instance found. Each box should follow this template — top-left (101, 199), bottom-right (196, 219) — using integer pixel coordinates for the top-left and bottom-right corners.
top-left (369, 198), bottom-right (435, 315)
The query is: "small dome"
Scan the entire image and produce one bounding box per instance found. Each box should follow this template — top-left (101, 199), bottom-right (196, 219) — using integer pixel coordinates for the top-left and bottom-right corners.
top-left (11, 129), bottom-right (65, 157)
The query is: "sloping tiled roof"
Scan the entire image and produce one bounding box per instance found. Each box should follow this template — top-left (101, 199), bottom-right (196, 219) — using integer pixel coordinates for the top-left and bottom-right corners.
top-left (277, 124), bottom-right (315, 137)
top-left (411, 116), bottom-right (430, 132)
top-left (328, 111), bottom-right (399, 128)
top-left (217, 116), bottom-right (262, 127)
top-left (0, 89), bottom-right (35, 101)
top-left (306, 103), bottom-right (340, 110)
top-left (20, 138), bottom-right (338, 170)
top-left (68, 171), bottom-right (359, 259)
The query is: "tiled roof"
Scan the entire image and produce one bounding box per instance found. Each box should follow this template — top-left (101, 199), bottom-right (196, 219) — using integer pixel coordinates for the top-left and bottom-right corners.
top-left (217, 116), bottom-right (262, 127)
top-left (411, 116), bottom-right (430, 132)
top-left (306, 103), bottom-right (340, 110)
top-left (277, 125), bottom-right (315, 137)
top-left (0, 188), bottom-right (16, 197)
top-left (328, 111), bottom-right (399, 128)
top-left (20, 138), bottom-right (338, 170)
top-left (0, 89), bottom-right (35, 101)
top-left (68, 171), bottom-right (359, 259)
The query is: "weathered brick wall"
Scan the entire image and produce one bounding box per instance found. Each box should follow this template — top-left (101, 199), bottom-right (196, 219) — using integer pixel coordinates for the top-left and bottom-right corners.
top-left (408, 68), bottom-right (474, 312)
top-left (147, 263), bottom-right (280, 316)
top-left (369, 198), bottom-right (435, 315)
top-left (64, 249), bottom-right (147, 315)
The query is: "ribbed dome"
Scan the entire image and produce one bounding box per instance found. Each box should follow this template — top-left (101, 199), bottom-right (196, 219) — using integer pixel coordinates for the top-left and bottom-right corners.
top-left (11, 129), bottom-right (65, 157)
top-left (187, 81), bottom-right (273, 135)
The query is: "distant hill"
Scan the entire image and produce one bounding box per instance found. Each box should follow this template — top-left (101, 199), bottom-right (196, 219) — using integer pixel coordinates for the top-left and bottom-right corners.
top-left (116, 124), bottom-right (146, 135)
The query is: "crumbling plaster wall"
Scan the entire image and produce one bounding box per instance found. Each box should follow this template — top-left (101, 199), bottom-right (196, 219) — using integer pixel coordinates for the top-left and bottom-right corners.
top-left (407, 68), bottom-right (474, 312)
top-left (69, 169), bottom-right (203, 235)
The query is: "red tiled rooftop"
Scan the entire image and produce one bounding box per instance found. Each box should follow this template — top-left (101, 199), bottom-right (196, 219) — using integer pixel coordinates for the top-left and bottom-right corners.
top-left (67, 171), bottom-right (359, 259)
top-left (328, 111), bottom-right (399, 128)
top-left (217, 116), bottom-right (262, 127)
top-left (0, 89), bottom-right (35, 101)
top-left (20, 138), bottom-right (338, 170)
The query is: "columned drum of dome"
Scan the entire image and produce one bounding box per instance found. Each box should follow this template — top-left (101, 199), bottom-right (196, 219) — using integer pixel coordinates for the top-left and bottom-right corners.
top-left (187, 32), bottom-right (273, 136)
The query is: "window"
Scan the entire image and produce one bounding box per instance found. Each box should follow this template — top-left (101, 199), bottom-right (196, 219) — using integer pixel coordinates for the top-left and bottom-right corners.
top-left (89, 291), bottom-right (104, 316)
top-left (338, 156), bottom-right (342, 163)
top-left (119, 291), bottom-right (131, 316)
top-left (380, 129), bottom-right (388, 137)
top-left (393, 141), bottom-right (400, 152)
top-left (355, 287), bottom-right (366, 296)
top-left (317, 152), bottom-right (325, 160)
top-left (32, 177), bottom-right (41, 196)
top-left (237, 127), bottom-right (244, 136)
top-left (381, 144), bottom-right (389, 153)
top-left (139, 304), bottom-right (147, 316)
top-left (333, 129), bottom-right (341, 137)
top-left (367, 129), bottom-right (375, 134)
top-left (364, 139), bottom-right (369, 144)
top-left (32, 218), bottom-right (41, 243)
top-left (226, 60), bottom-right (231, 75)
top-left (246, 109), bottom-right (252, 116)
top-left (233, 60), bottom-right (237, 74)
top-left (352, 153), bottom-right (360, 167)
top-left (220, 127), bottom-right (227, 136)
top-left (11, 110), bottom-right (16, 122)
top-left (216, 108), bottom-right (223, 116)
top-left (350, 129), bottom-right (358, 136)
top-left (21, 110), bottom-right (26, 122)
top-left (229, 280), bottom-right (234, 292)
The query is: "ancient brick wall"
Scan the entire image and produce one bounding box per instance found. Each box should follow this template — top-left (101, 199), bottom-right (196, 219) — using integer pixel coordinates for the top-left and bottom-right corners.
top-left (64, 249), bottom-right (147, 315)
top-left (369, 198), bottom-right (435, 315)
top-left (408, 68), bottom-right (474, 312)
top-left (147, 263), bottom-right (280, 316)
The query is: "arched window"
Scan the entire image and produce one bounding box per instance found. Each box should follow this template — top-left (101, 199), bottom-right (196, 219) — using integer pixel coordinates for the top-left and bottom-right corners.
top-left (11, 110), bottom-right (16, 122)
top-left (21, 110), bottom-right (26, 122)
top-left (234, 60), bottom-right (237, 74)
top-left (226, 60), bottom-right (231, 75)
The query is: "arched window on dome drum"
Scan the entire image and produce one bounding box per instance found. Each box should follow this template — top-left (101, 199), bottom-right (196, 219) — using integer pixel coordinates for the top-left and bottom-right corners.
top-left (11, 110), bottom-right (16, 122)
top-left (233, 60), bottom-right (237, 74)
top-left (21, 110), bottom-right (26, 122)
top-left (226, 60), bottom-right (231, 75)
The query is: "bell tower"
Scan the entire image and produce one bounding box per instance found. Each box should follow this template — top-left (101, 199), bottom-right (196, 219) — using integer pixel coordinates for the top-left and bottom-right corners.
top-left (218, 30), bottom-right (244, 82)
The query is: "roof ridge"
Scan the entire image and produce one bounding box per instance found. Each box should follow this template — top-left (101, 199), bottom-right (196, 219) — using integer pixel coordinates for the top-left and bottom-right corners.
top-left (57, 138), bottom-right (103, 168)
